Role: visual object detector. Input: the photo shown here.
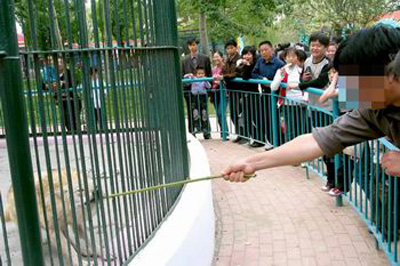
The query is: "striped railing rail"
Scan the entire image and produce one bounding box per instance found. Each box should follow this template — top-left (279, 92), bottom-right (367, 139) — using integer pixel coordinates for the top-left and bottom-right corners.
top-left (182, 77), bottom-right (338, 196)
top-left (341, 137), bottom-right (399, 265)
top-left (0, 1), bottom-right (189, 266)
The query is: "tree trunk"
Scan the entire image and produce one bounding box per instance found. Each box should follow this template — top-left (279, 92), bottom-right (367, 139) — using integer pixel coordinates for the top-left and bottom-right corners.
top-left (199, 11), bottom-right (209, 56)
top-left (52, 5), bottom-right (64, 50)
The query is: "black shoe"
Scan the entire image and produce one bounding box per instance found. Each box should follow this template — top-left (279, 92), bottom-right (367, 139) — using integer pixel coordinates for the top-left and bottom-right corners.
top-left (250, 142), bottom-right (264, 148)
top-left (233, 136), bottom-right (243, 143)
top-left (204, 134), bottom-right (211, 140)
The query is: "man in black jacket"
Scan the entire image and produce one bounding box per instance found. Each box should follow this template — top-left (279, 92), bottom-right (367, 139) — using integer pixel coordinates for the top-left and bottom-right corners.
top-left (57, 57), bottom-right (82, 132)
top-left (181, 38), bottom-right (212, 135)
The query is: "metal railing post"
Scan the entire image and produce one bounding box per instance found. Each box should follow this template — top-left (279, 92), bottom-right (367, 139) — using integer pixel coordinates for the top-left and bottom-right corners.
top-left (0, 0), bottom-right (44, 264)
top-left (270, 90), bottom-right (279, 147)
top-left (332, 99), bottom-right (343, 207)
top-left (220, 82), bottom-right (228, 141)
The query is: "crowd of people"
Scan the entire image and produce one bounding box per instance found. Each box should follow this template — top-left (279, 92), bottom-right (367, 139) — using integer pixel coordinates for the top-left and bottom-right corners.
top-left (181, 33), bottom-right (340, 144)
top-left (221, 25), bottom-right (400, 188)
top-left (181, 32), bottom-right (349, 195)
top-left (182, 25), bottom-right (400, 200)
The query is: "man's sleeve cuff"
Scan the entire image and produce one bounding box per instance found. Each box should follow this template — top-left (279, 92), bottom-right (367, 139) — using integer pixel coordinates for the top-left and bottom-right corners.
top-left (312, 127), bottom-right (343, 157)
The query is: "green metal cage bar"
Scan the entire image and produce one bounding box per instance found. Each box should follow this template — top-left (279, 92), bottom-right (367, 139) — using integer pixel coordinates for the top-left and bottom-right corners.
top-left (0, 0), bottom-right (189, 265)
top-left (0, 0), bottom-right (44, 265)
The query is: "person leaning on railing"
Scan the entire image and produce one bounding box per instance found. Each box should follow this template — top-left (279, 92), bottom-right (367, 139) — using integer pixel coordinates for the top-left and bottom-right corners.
top-left (289, 32), bottom-right (331, 129)
top-left (184, 67), bottom-right (212, 139)
top-left (270, 47), bottom-right (307, 143)
top-left (222, 25), bottom-right (400, 181)
top-left (181, 38), bottom-right (212, 134)
top-left (211, 50), bottom-right (228, 138)
top-left (235, 46), bottom-right (258, 145)
top-left (251, 41), bottom-right (285, 148)
top-left (222, 39), bottom-right (241, 142)
top-left (288, 33), bottom-right (349, 197)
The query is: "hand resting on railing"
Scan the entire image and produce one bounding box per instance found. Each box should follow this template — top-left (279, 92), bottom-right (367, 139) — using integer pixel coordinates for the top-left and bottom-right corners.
top-left (382, 150), bottom-right (400, 177)
top-left (319, 70), bottom-right (339, 103)
top-left (319, 83), bottom-right (338, 103)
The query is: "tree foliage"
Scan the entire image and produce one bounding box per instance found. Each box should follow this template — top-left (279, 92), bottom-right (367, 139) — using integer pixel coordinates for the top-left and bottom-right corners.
top-left (281, 0), bottom-right (399, 35)
top-left (14, 0), bottom-right (80, 50)
top-left (14, 0), bottom-right (142, 50)
top-left (96, 0), bottom-right (142, 46)
top-left (176, 0), bottom-right (277, 41)
top-left (177, 0), bottom-right (400, 47)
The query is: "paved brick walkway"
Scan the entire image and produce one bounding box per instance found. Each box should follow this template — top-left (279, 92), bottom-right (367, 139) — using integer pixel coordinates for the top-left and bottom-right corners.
top-left (200, 139), bottom-right (389, 266)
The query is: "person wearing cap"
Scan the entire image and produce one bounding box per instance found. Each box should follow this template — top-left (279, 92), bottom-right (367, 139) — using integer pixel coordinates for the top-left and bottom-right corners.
top-left (222, 25), bottom-right (400, 181)
top-left (182, 38), bottom-right (212, 136)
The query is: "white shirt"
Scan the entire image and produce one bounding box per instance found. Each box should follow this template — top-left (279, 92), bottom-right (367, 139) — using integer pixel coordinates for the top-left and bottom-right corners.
top-left (91, 79), bottom-right (106, 108)
top-left (303, 56), bottom-right (331, 108)
top-left (271, 64), bottom-right (304, 104)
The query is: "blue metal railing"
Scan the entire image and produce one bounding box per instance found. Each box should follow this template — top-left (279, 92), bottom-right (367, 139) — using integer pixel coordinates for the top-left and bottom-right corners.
top-left (182, 77), bottom-right (399, 266)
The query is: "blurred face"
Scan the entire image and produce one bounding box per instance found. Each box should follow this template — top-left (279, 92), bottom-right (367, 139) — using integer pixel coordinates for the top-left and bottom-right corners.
top-left (259, 44), bottom-right (274, 61)
top-left (213, 53), bottom-right (223, 66)
top-left (242, 52), bottom-right (254, 63)
top-left (360, 77), bottom-right (388, 109)
top-left (326, 45), bottom-right (337, 60)
top-left (57, 58), bottom-right (64, 71)
top-left (226, 45), bottom-right (237, 56)
top-left (196, 69), bottom-right (206, 78)
top-left (310, 41), bottom-right (327, 59)
top-left (188, 43), bottom-right (198, 54)
top-left (42, 58), bottom-right (49, 66)
top-left (285, 51), bottom-right (297, 65)
top-left (338, 74), bottom-right (394, 110)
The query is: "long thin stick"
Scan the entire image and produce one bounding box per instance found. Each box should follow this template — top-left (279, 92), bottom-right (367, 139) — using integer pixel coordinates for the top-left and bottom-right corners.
top-left (107, 174), bottom-right (256, 199)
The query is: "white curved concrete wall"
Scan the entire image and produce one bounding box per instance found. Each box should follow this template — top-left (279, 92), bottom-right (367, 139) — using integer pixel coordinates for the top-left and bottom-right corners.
top-left (129, 133), bottom-right (215, 266)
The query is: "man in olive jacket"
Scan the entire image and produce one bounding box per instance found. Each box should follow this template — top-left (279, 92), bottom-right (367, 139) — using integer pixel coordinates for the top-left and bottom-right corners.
top-left (223, 39), bottom-right (241, 140)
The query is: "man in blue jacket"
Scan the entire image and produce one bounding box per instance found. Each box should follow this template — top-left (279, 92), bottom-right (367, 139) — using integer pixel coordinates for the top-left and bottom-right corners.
top-left (251, 41), bottom-right (285, 148)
